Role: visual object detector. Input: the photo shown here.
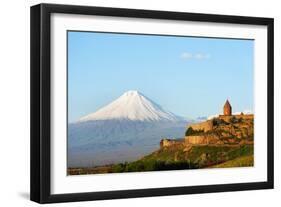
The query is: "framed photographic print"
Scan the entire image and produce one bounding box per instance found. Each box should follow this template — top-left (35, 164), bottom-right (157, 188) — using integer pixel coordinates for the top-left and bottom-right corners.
top-left (30, 3), bottom-right (274, 203)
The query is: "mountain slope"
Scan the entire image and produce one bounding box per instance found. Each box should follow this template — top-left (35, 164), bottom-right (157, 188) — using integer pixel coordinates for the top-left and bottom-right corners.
top-left (78, 90), bottom-right (183, 122)
top-left (68, 90), bottom-right (188, 168)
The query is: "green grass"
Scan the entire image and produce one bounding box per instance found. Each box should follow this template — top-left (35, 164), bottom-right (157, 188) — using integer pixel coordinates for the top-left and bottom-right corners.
top-left (143, 144), bottom-right (253, 164)
top-left (109, 144), bottom-right (254, 173)
top-left (68, 145), bottom-right (254, 174)
top-left (210, 155), bottom-right (254, 168)
top-left (111, 160), bottom-right (197, 173)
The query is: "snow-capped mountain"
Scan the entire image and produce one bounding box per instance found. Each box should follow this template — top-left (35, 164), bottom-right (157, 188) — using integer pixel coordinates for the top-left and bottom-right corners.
top-left (68, 90), bottom-right (188, 168)
top-left (79, 90), bottom-right (183, 122)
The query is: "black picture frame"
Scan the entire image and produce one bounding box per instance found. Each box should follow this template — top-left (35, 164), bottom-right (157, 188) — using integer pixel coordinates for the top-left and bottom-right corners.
top-left (30, 3), bottom-right (274, 204)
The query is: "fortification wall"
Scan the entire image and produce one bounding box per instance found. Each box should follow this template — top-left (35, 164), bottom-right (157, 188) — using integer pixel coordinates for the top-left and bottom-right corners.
top-left (185, 135), bottom-right (207, 144)
top-left (218, 114), bottom-right (254, 122)
top-left (185, 135), bottom-right (223, 145)
top-left (234, 114), bottom-right (254, 119)
top-left (160, 139), bottom-right (182, 148)
top-left (188, 120), bottom-right (213, 132)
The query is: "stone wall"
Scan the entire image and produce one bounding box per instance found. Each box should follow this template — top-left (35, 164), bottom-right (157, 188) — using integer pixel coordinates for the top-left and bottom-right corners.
top-left (188, 120), bottom-right (213, 132)
top-left (160, 139), bottom-right (182, 148)
top-left (185, 135), bottom-right (207, 144)
top-left (185, 135), bottom-right (223, 145)
top-left (218, 114), bottom-right (254, 122)
top-left (234, 114), bottom-right (254, 119)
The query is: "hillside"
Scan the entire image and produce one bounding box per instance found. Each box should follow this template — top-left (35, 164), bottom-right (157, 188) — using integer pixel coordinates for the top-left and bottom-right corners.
top-left (68, 115), bottom-right (254, 175)
top-left (210, 155), bottom-right (254, 168)
top-left (107, 144), bottom-right (253, 173)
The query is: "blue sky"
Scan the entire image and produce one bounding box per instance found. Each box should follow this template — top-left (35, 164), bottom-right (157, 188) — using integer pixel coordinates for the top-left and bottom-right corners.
top-left (68, 31), bottom-right (254, 122)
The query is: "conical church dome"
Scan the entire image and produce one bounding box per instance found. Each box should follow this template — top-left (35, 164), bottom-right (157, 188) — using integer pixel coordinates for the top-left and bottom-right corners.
top-left (223, 100), bottom-right (232, 116)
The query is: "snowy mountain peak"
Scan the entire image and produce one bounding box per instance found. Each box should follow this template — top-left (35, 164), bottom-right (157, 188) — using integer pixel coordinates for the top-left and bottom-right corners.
top-left (123, 90), bottom-right (141, 96)
top-left (78, 90), bottom-right (183, 122)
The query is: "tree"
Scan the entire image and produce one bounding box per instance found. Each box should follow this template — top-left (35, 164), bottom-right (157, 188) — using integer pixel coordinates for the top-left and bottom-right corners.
top-left (185, 127), bottom-right (195, 136)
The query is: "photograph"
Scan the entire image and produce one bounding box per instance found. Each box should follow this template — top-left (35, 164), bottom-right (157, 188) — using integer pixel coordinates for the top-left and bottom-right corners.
top-left (67, 31), bottom-right (254, 175)
top-left (29, 3), bottom-right (274, 203)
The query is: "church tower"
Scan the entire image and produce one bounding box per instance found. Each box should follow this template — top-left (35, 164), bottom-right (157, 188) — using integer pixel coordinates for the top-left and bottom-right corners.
top-left (223, 100), bottom-right (232, 116)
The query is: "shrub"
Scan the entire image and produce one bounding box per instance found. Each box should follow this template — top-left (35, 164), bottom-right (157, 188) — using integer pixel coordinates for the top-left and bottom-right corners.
top-left (111, 159), bottom-right (198, 173)
top-left (185, 127), bottom-right (204, 136)
top-left (213, 118), bottom-right (227, 126)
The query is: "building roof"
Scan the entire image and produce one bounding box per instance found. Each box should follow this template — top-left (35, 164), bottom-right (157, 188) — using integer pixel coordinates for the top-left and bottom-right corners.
top-left (224, 99), bottom-right (231, 108)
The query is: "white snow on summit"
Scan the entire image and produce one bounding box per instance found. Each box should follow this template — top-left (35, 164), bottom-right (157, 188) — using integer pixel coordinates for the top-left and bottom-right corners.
top-left (79, 90), bottom-right (182, 122)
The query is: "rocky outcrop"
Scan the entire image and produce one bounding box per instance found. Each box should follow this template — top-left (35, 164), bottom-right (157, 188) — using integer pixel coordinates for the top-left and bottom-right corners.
top-left (161, 114), bottom-right (254, 148)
